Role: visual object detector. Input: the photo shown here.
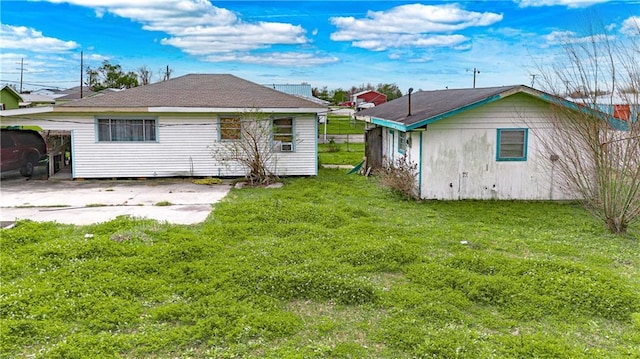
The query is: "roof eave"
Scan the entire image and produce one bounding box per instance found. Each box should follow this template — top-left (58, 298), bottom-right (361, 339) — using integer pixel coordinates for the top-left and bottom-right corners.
top-left (148, 106), bottom-right (327, 114)
top-left (406, 87), bottom-right (529, 130)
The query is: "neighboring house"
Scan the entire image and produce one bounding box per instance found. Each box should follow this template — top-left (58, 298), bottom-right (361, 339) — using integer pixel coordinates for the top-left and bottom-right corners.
top-left (31, 88), bottom-right (64, 97)
top-left (355, 85), bottom-right (610, 201)
top-left (352, 90), bottom-right (387, 109)
top-left (569, 93), bottom-right (639, 123)
top-left (0, 74), bottom-right (327, 179)
top-left (54, 86), bottom-right (96, 104)
top-left (264, 83), bottom-right (330, 106)
top-left (0, 86), bottom-right (23, 110)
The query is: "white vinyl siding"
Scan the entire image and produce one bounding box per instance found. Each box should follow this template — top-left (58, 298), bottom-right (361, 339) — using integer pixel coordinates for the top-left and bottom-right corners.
top-left (1, 112), bottom-right (318, 178)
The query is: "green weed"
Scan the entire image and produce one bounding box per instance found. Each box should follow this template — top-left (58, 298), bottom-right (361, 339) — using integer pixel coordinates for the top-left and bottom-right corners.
top-left (1, 169), bottom-right (638, 358)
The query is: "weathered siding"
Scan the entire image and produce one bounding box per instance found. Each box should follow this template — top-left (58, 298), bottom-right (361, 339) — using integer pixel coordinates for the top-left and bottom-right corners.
top-left (1, 112), bottom-right (317, 178)
top-left (419, 94), bottom-right (573, 200)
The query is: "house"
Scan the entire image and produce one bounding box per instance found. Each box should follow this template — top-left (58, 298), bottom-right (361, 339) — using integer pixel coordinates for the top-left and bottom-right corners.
top-left (0, 86), bottom-right (23, 110)
top-left (352, 90), bottom-right (387, 109)
top-left (0, 74), bottom-right (327, 179)
top-left (355, 85), bottom-right (609, 201)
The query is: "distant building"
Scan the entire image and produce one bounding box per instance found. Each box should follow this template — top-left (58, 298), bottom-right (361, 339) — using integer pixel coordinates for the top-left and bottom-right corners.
top-left (0, 86), bottom-right (23, 110)
top-left (352, 90), bottom-right (387, 110)
top-left (263, 83), bottom-right (330, 106)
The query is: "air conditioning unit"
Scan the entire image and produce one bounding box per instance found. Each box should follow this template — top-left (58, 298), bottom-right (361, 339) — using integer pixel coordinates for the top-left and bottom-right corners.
top-left (280, 142), bottom-right (293, 152)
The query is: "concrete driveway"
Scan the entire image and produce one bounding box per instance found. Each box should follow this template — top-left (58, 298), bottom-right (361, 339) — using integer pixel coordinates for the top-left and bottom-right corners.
top-left (0, 175), bottom-right (232, 226)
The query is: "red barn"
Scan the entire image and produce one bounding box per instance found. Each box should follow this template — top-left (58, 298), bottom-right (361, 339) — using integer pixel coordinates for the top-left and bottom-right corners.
top-left (351, 90), bottom-right (387, 109)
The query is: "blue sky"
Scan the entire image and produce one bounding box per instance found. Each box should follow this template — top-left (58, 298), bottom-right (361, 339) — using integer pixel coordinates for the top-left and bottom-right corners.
top-left (1, 0), bottom-right (638, 92)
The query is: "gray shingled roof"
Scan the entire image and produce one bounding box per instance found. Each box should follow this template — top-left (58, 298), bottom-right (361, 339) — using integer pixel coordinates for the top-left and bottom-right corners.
top-left (58, 74), bottom-right (326, 109)
top-left (356, 85), bottom-right (521, 127)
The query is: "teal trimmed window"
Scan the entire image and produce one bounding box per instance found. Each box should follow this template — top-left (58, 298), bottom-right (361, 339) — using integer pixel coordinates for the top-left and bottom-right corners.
top-left (398, 131), bottom-right (407, 154)
top-left (496, 128), bottom-right (528, 161)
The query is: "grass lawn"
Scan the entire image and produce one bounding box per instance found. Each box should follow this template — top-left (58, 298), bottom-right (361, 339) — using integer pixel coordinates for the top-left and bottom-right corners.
top-left (318, 143), bottom-right (364, 165)
top-left (2, 170), bottom-right (639, 358)
top-left (320, 114), bottom-right (365, 135)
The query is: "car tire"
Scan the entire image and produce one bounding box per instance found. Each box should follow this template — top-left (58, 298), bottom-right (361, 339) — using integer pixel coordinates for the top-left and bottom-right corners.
top-left (20, 157), bottom-right (36, 177)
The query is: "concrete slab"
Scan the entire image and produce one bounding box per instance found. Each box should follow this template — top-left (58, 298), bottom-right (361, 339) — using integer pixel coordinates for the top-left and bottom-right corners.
top-left (0, 177), bottom-right (232, 225)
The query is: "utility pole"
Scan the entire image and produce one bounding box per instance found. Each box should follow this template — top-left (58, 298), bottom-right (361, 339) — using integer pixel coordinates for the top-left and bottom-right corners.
top-left (163, 65), bottom-right (172, 81)
top-left (530, 74), bottom-right (538, 87)
top-left (17, 58), bottom-right (27, 93)
top-left (467, 67), bottom-right (480, 88)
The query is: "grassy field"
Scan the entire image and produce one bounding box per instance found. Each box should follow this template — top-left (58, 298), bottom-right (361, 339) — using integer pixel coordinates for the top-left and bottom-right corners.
top-left (318, 143), bottom-right (364, 165)
top-left (321, 114), bottom-right (365, 135)
top-left (2, 170), bottom-right (639, 358)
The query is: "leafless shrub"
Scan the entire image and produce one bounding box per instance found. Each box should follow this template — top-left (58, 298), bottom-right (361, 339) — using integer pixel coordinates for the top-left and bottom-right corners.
top-left (379, 154), bottom-right (418, 200)
top-left (534, 17), bottom-right (640, 234)
top-left (213, 110), bottom-right (278, 185)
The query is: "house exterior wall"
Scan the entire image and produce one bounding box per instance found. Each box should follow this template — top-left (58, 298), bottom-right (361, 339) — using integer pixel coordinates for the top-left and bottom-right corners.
top-left (0, 112), bottom-right (318, 178)
top-left (374, 94), bottom-right (575, 200)
top-left (419, 94), bottom-right (573, 200)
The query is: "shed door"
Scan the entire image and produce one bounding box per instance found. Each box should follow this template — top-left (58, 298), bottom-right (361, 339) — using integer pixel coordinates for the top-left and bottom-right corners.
top-left (365, 127), bottom-right (383, 169)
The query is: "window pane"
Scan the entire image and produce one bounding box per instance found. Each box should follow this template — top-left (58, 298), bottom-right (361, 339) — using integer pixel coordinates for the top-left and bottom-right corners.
top-left (97, 118), bottom-right (156, 142)
top-left (144, 120), bottom-right (156, 141)
top-left (273, 118), bottom-right (293, 143)
top-left (98, 119), bottom-right (111, 141)
top-left (220, 117), bottom-right (241, 140)
top-left (398, 132), bottom-right (407, 152)
top-left (499, 129), bottom-right (526, 159)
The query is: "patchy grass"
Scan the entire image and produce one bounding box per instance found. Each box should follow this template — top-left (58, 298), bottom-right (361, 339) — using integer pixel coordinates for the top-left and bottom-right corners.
top-left (318, 143), bottom-right (364, 165)
top-left (1, 169), bottom-right (638, 358)
top-left (192, 178), bottom-right (223, 185)
top-left (320, 115), bottom-right (365, 135)
top-left (154, 201), bottom-right (173, 206)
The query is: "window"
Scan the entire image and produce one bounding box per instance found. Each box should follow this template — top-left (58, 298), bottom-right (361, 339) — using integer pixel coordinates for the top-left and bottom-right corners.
top-left (272, 117), bottom-right (294, 152)
top-left (219, 117), bottom-right (241, 140)
top-left (398, 131), bottom-right (407, 153)
top-left (497, 128), bottom-right (528, 161)
top-left (97, 118), bottom-right (156, 142)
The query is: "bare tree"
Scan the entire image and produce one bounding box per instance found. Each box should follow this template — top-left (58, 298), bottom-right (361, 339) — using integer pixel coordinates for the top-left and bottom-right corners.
top-left (535, 18), bottom-right (639, 234)
top-left (137, 65), bottom-right (153, 85)
top-left (213, 110), bottom-right (279, 185)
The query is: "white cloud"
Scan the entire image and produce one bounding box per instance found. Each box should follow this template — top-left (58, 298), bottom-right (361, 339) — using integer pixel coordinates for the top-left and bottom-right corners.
top-left (621, 16), bottom-right (640, 36)
top-left (330, 3), bottom-right (502, 51)
top-left (40, 0), bottom-right (322, 65)
top-left (0, 24), bottom-right (79, 52)
top-left (203, 52), bottom-right (339, 67)
top-left (514, 0), bottom-right (610, 8)
top-left (544, 30), bottom-right (613, 45)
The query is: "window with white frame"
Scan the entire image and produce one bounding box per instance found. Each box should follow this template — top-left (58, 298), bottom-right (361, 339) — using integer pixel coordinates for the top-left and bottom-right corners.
top-left (219, 117), bottom-right (241, 140)
top-left (398, 131), bottom-right (407, 153)
top-left (272, 117), bottom-right (294, 152)
top-left (97, 118), bottom-right (156, 142)
top-left (496, 128), bottom-right (528, 161)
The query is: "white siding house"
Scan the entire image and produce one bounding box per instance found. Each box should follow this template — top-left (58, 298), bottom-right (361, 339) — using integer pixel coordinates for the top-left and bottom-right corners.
top-left (0, 74), bottom-right (326, 179)
top-left (355, 85), bottom-right (609, 200)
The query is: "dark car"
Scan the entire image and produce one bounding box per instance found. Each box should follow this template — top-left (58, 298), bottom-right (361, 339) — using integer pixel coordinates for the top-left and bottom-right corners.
top-left (1, 128), bottom-right (47, 177)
